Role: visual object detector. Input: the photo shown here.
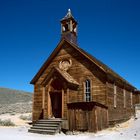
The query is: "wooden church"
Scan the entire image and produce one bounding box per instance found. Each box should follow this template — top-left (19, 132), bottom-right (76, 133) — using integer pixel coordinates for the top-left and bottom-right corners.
top-left (29, 9), bottom-right (140, 134)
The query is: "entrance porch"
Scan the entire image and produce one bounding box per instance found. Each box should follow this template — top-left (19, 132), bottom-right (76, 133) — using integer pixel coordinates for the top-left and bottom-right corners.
top-left (40, 67), bottom-right (79, 120)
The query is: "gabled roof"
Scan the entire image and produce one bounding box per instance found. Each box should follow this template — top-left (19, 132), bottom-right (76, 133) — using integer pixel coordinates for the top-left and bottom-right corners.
top-left (41, 67), bottom-right (79, 86)
top-left (77, 46), bottom-right (136, 89)
top-left (30, 38), bottom-right (136, 90)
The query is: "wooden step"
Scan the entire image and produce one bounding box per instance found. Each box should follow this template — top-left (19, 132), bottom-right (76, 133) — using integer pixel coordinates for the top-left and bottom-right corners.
top-left (28, 119), bottom-right (63, 135)
top-left (28, 129), bottom-right (56, 135)
top-left (36, 121), bottom-right (60, 125)
top-left (37, 119), bottom-right (62, 122)
top-left (33, 124), bottom-right (58, 127)
top-left (30, 126), bottom-right (58, 130)
top-left (39, 119), bottom-right (62, 121)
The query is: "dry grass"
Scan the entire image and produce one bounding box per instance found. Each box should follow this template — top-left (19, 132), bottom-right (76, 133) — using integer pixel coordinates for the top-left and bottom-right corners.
top-left (0, 119), bottom-right (15, 126)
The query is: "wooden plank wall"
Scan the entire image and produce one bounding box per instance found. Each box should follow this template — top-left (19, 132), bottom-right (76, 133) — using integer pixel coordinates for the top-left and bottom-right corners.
top-left (32, 84), bottom-right (43, 122)
top-left (107, 82), bottom-right (134, 124)
top-left (35, 43), bottom-right (107, 104)
top-left (32, 42), bottom-right (137, 125)
top-left (133, 93), bottom-right (140, 105)
top-left (64, 44), bottom-right (107, 105)
top-left (32, 43), bottom-right (108, 121)
top-left (68, 104), bottom-right (108, 132)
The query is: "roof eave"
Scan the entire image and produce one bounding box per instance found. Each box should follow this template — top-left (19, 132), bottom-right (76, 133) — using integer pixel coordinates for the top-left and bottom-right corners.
top-left (107, 73), bottom-right (136, 90)
top-left (30, 39), bottom-right (66, 84)
top-left (30, 38), bottom-right (136, 91)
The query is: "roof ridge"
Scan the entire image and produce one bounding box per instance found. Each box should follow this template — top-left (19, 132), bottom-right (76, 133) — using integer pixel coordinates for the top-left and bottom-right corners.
top-left (31, 38), bottom-right (136, 90)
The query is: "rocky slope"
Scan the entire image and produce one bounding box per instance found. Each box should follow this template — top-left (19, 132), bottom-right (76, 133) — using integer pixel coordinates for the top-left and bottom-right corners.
top-left (0, 87), bottom-right (32, 114)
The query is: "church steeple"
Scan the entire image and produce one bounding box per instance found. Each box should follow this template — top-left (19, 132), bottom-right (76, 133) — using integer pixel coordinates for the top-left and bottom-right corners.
top-left (61, 9), bottom-right (78, 44)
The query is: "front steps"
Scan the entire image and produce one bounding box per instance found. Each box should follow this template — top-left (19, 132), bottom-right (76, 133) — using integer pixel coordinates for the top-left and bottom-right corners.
top-left (28, 119), bottom-right (63, 135)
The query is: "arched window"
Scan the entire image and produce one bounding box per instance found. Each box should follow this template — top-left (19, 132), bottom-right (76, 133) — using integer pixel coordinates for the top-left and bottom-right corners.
top-left (85, 79), bottom-right (91, 102)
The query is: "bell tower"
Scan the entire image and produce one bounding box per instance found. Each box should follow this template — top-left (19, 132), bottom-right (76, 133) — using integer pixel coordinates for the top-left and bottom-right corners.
top-left (61, 9), bottom-right (78, 44)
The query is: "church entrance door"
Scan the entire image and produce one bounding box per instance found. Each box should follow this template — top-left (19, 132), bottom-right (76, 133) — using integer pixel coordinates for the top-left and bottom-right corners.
top-left (50, 91), bottom-right (62, 118)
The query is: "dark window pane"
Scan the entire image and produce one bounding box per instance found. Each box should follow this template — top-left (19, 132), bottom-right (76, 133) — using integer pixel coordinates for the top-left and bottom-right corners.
top-left (85, 79), bottom-right (91, 102)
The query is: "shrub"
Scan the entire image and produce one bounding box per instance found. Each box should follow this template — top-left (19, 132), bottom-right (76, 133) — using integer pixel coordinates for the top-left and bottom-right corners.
top-left (10, 112), bottom-right (16, 116)
top-left (0, 119), bottom-right (15, 126)
top-left (19, 114), bottom-right (32, 121)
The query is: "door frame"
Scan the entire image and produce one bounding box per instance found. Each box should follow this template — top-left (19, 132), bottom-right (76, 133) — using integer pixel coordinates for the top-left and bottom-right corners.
top-left (48, 89), bottom-right (64, 119)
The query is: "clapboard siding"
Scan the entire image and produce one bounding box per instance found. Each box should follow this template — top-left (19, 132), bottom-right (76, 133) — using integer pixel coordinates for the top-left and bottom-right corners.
top-left (107, 82), bottom-right (134, 124)
top-left (32, 84), bottom-right (43, 122)
top-left (68, 102), bottom-right (108, 132)
top-left (33, 43), bottom-right (107, 120)
top-left (32, 42), bottom-right (137, 126)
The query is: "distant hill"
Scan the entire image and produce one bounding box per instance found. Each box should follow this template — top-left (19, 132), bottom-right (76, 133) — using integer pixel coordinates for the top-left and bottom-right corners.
top-left (0, 87), bottom-right (32, 114)
top-left (0, 87), bottom-right (32, 104)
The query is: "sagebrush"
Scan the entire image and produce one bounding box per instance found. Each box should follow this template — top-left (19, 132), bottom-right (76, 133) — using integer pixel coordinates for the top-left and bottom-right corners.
top-left (0, 119), bottom-right (15, 126)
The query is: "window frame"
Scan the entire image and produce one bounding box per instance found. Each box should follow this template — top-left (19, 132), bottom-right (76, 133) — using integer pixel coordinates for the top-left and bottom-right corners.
top-left (130, 92), bottom-right (133, 108)
top-left (114, 84), bottom-right (117, 108)
top-left (123, 89), bottom-right (126, 108)
top-left (84, 79), bottom-right (92, 102)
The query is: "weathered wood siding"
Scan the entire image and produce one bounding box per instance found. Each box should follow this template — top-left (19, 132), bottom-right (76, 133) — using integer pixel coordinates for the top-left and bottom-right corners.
top-left (32, 41), bottom-right (136, 126)
top-left (68, 102), bottom-right (108, 132)
top-left (33, 42), bottom-right (107, 121)
top-left (133, 92), bottom-right (140, 105)
top-left (32, 84), bottom-right (43, 122)
top-left (107, 82), bottom-right (134, 124)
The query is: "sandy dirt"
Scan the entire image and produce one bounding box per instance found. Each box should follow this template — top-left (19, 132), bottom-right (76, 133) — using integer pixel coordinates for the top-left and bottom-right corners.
top-left (0, 111), bottom-right (140, 140)
top-left (0, 113), bottom-right (31, 127)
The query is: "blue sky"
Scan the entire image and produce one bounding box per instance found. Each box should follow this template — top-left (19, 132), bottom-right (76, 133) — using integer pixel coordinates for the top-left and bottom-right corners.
top-left (0, 0), bottom-right (140, 92)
